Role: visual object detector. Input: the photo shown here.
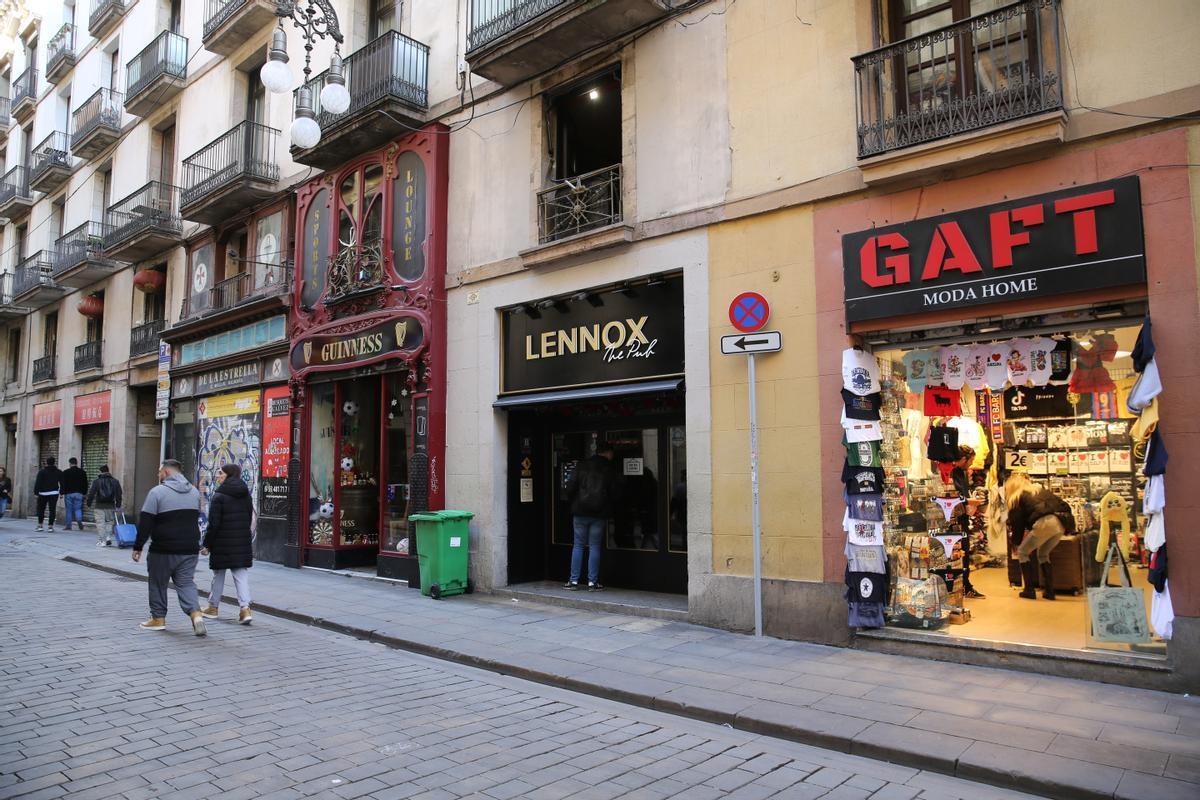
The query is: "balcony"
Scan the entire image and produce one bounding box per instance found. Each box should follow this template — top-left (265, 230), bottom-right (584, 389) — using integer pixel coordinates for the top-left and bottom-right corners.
top-left (853, 0), bottom-right (1063, 161)
top-left (13, 252), bottom-right (66, 309)
top-left (0, 273), bottom-right (31, 319)
top-left (466, 0), bottom-right (669, 86)
top-left (0, 167), bottom-right (33, 218)
top-left (72, 88), bottom-right (123, 160)
top-left (130, 318), bottom-right (165, 358)
top-left (181, 121), bottom-right (280, 224)
top-left (54, 221), bottom-right (122, 288)
top-left (47, 24), bottom-right (77, 83)
top-left (203, 0), bottom-right (278, 56)
top-left (290, 31), bottom-right (429, 169)
top-left (178, 261), bottom-right (292, 323)
top-left (536, 164), bottom-right (622, 245)
top-left (74, 340), bottom-right (103, 373)
top-left (30, 132), bottom-right (72, 194)
top-left (89, 0), bottom-right (128, 40)
top-left (11, 68), bottom-right (36, 124)
top-left (126, 31), bottom-right (188, 117)
top-left (0, 96), bottom-right (10, 131)
top-left (103, 181), bottom-right (183, 262)
top-left (32, 355), bottom-right (56, 384)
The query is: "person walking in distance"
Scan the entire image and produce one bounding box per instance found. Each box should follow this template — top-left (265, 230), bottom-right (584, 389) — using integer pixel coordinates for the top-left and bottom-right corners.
top-left (564, 443), bottom-right (618, 591)
top-left (60, 457), bottom-right (89, 532)
top-left (33, 457), bottom-right (63, 532)
top-left (86, 466), bottom-right (123, 547)
top-left (0, 467), bottom-right (13, 518)
top-left (132, 460), bottom-right (207, 635)
top-left (199, 464), bottom-right (255, 625)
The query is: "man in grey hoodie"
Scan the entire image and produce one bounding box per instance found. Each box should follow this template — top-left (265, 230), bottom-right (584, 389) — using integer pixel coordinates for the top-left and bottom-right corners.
top-left (132, 460), bottom-right (206, 636)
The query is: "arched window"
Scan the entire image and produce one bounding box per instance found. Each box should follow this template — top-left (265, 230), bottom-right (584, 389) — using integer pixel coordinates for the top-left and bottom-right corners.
top-left (329, 161), bottom-right (386, 298)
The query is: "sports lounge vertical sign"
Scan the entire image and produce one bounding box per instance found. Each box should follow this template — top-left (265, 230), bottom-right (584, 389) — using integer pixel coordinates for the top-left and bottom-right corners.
top-left (841, 177), bottom-right (1147, 323)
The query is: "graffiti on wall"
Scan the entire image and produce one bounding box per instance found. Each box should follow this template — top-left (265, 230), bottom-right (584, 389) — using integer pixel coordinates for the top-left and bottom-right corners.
top-left (196, 391), bottom-right (262, 527)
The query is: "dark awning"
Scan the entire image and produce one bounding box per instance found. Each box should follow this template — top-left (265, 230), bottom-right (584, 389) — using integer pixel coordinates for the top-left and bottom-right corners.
top-left (493, 378), bottom-right (683, 409)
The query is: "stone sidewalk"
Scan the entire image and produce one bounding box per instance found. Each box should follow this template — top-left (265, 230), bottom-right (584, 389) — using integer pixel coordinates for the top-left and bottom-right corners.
top-left (8, 524), bottom-right (1198, 800)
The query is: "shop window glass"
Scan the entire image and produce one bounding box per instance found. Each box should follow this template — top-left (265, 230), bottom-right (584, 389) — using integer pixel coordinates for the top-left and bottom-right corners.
top-left (382, 373), bottom-right (412, 554)
top-left (337, 379), bottom-right (379, 547)
top-left (308, 385), bottom-right (336, 546)
top-left (171, 401), bottom-right (196, 484)
top-left (610, 428), bottom-right (660, 551)
top-left (254, 211), bottom-right (284, 289)
top-left (668, 425), bottom-right (687, 553)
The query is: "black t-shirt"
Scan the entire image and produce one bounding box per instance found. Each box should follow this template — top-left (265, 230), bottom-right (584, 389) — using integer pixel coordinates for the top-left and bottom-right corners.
top-left (842, 463), bottom-right (886, 495)
top-left (841, 389), bottom-right (882, 421)
top-left (926, 426), bottom-right (959, 463)
top-left (846, 571), bottom-right (887, 604)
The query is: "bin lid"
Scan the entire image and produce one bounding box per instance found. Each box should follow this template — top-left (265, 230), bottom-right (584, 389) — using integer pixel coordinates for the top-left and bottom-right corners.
top-left (409, 510), bottom-right (475, 522)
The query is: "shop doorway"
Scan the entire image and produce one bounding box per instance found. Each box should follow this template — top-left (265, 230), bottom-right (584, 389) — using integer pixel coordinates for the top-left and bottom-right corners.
top-left (80, 424), bottom-right (109, 525)
top-left (506, 395), bottom-right (687, 594)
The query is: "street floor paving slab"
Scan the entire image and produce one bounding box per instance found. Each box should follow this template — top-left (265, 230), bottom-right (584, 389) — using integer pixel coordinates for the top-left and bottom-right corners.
top-left (3, 521), bottom-right (1199, 799)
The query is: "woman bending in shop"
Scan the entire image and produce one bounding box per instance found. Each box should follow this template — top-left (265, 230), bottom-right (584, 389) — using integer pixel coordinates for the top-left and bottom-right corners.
top-left (1005, 472), bottom-right (1076, 600)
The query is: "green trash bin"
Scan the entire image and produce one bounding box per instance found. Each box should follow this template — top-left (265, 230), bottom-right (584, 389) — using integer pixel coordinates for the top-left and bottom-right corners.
top-left (409, 510), bottom-right (474, 599)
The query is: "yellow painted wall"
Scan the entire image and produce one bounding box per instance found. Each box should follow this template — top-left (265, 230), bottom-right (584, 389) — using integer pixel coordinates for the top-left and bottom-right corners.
top-left (707, 206), bottom-right (823, 582)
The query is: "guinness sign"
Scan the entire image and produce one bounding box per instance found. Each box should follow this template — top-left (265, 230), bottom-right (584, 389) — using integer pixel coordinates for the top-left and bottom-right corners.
top-left (501, 275), bottom-right (685, 394)
top-left (292, 316), bottom-right (425, 371)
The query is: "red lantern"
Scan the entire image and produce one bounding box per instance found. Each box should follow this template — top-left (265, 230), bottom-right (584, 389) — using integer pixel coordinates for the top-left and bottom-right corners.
top-left (77, 294), bottom-right (104, 317)
top-left (133, 268), bottom-right (165, 293)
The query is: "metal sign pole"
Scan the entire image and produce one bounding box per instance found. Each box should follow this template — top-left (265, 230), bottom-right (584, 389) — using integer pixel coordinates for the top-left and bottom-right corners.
top-left (748, 352), bottom-right (763, 637)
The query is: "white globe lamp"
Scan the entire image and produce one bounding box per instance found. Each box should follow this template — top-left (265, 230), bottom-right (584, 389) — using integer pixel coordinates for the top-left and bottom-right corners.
top-left (290, 86), bottom-right (322, 149)
top-left (261, 28), bottom-right (293, 94)
top-left (320, 52), bottom-right (351, 114)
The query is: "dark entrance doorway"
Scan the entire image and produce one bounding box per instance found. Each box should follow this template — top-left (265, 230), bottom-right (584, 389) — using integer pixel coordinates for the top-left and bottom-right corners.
top-left (506, 391), bottom-right (687, 594)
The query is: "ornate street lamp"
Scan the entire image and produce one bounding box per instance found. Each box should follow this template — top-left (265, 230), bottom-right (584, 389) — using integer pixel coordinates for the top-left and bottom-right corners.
top-left (261, 0), bottom-right (352, 148)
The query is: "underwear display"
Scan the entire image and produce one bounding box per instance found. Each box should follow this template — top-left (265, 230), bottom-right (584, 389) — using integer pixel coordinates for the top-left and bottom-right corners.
top-left (932, 534), bottom-right (964, 563)
top-left (933, 496), bottom-right (964, 521)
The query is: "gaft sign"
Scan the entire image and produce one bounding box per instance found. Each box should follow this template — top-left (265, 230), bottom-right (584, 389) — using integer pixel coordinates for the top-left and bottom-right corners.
top-left (841, 177), bottom-right (1146, 323)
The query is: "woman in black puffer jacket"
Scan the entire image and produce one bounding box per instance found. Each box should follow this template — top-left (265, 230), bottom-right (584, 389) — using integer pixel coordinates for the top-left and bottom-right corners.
top-left (200, 464), bottom-right (256, 624)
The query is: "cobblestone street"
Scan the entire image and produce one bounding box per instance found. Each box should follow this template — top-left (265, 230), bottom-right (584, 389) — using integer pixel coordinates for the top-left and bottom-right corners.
top-left (0, 537), bottom-right (1051, 800)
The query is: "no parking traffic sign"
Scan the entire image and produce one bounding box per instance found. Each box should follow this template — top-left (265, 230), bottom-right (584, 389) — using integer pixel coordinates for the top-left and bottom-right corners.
top-left (729, 292), bottom-right (770, 333)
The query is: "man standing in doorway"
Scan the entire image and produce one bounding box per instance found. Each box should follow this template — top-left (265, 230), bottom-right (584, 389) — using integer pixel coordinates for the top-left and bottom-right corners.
top-left (61, 457), bottom-right (89, 531)
top-left (33, 458), bottom-right (62, 532)
top-left (564, 443), bottom-right (618, 592)
top-left (132, 460), bottom-right (206, 636)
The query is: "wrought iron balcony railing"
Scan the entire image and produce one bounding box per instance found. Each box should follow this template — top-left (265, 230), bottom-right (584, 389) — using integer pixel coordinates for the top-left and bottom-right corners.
top-left (182, 260), bottom-right (292, 318)
top-left (0, 272), bottom-right (15, 305)
top-left (72, 88), bottom-right (123, 149)
top-left (14, 251), bottom-right (56, 294)
top-left (0, 166), bottom-right (31, 208)
top-left (536, 164), bottom-right (622, 245)
top-left (31, 132), bottom-right (71, 182)
top-left (32, 355), bottom-right (56, 384)
top-left (90, 0), bottom-right (127, 34)
top-left (181, 120), bottom-right (280, 207)
top-left (54, 221), bottom-right (111, 275)
top-left (104, 181), bottom-right (182, 248)
top-left (12, 68), bottom-right (36, 109)
top-left (130, 318), bottom-right (165, 357)
top-left (853, 0), bottom-right (1063, 159)
top-left (326, 242), bottom-right (383, 302)
top-left (127, 30), bottom-right (188, 102)
top-left (467, 0), bottom-right (573, 51)
top-left (47, 23), bottom-right (76, 73)
top-left (75, 340), bottom-right (103, 372)
top-left (295, 30), bottom-right (428, 132)
top-left (0, 97), bottom-right (9, 128)
top-left (204, 0), bottom-right (250, 39)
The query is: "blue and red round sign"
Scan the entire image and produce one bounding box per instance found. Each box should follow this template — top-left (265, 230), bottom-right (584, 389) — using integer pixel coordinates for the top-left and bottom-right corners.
top-left (729, 292), bottom-right (770, 333)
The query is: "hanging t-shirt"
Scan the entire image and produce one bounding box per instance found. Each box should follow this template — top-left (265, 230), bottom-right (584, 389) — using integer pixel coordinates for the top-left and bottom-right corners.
top-left (1143, 427), bottom-right (1168, 476)
top-left (847, 492), bottom-right (884, 522)
top-left (1144, 474), bottom-right (1165, 515)
top-left (1006, 339), bottom-right (1033, 386)
top-left (923, 386), bottom-right (961, 417)
top-left (841, 389), bottom-right (882, 421)
top-left (1144, 511), bottom-right (1166, 553)
top-left (1127, 358), bottom-right (1161, 414)
top-left (964, 344), bottom-right (990, 391)
top-left (902, 350), bottom-right (932, 392)
top-left (843, 464), bottom-right (886, 495)
top-left (843, 417), bottom-right (883, 444)
top-left (844, 438), bottom-right (882, 468)
top-left (1026, 337), bottom-right (1054, 386)
top-left (925, 347), bottom-right (946, 387)
top-left (926, 425), bottom-right (959, 462)
top-left (1050, 338), bottom-right (1073, 382)
top-left (846, 571), bottom-right (887, 604)
top-left (942, 345), bottom-right (969, 390)
top-left (845, 542), bottom-right (887, 573)
top-left (848, 602), bottom-right (886, 628)
top-left (842, 348), bottom-right (881, 396)
top-left (983, 346), bottom-right (1008, 390)
top-left (1131, 318), bottom-right (1155, 373)
top-left (844, 512), bottom-right (885, 546)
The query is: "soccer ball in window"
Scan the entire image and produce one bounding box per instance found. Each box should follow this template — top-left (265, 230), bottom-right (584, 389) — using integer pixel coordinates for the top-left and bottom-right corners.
top-left (340, 457), bottom-right (355, 472)
top-left (318, 502), bottom-right (335, 519)
top-left (343, 400), bottom-right (359, 416)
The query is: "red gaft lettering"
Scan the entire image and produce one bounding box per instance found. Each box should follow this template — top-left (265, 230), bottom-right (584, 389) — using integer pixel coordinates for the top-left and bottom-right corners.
top-left (920, 221), bottom-right (982, 280)
top-left (1054, 189), bottom-right (1115, 255)
top-left (858, 232), bottom-right (911, 287)
top-left (989, 203), bottom-right (1044, 268)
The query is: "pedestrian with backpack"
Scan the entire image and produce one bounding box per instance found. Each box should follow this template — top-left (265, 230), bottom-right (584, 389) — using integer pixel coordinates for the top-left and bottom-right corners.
top-left (199, 464), bottom-right (255, 625)
top-left (563, 443), bottom-right (619, 591)
top-left (86, 466), bottom-right (123, 547)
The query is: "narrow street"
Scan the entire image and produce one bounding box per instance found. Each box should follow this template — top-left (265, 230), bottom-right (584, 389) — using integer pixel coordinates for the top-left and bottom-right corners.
top-left (0, 536), bottom-right (1044, 800)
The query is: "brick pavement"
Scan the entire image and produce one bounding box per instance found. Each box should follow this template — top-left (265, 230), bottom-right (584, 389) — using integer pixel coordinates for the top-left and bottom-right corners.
top-left (0, 540), bottom-right (1051, 800)
top-left (5, 523), bottom-right (1200, 799)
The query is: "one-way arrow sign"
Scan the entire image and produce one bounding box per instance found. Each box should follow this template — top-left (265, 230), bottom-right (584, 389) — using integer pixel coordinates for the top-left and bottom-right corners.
top-left (720, 330), bottom-right (783, 355)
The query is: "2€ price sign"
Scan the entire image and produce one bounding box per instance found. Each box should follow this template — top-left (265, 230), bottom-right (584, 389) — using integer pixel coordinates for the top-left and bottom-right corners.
top-left (729, 292), bottom-right (770, 333)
